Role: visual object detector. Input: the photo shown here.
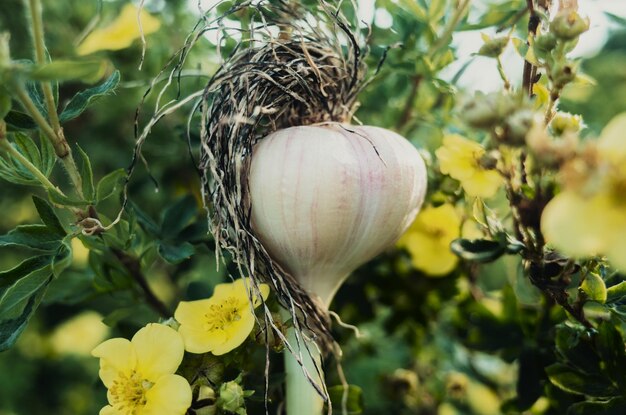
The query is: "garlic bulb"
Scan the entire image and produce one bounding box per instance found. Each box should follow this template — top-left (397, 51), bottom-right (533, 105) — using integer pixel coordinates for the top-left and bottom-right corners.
top-left (249, 123), bottom-right (427, 307)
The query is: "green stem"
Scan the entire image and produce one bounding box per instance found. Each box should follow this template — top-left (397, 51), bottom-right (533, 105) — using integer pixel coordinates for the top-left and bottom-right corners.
top-left (0, 135), bottom-right (64, 194)
top-left (14, 84), bottom-right (83, 196)
top-left (428, 0), bottom-right (471, 55)
top-left (496, 56), bottom-right (511, 90)
top-left (283, 311), bottom-right (325, 415)
top-left (27, 0), bottom-right (62, 133)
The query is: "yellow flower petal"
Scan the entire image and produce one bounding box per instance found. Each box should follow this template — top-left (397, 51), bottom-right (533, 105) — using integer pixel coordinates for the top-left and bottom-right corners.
top-left (605, 217), bottom-right (626, 271)
top-left (174, 299), bottom-right (213, 329)
top-left (77, 4), bottom-right (161, 56)
top-left (143, 374), bottom-right (192, 415)
top-left (91, 338), bottom-right (137, 388)
top-left (399, 203), bottom-right (461, 276)
top-left (461, 170), bottom-right (502, 198)
top-left (178, 325), bottom-right (228, 354)
top-left (132, 324), bottom-right (185, 382)
top-left (598, 112), bottom-right (626, 161)
top-left (541, 191), bottom-right (612, 257)
top-left (99, 406), bottom-right (120, 415)
top-left (211, 315), bottom-right (256, 356)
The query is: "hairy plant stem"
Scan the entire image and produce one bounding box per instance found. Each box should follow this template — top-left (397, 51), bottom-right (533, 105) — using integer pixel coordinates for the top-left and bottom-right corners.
top-left (23, 0), bottom-right (83, 198)
top-left (13, 83), bottom-right (83, 197)
top-left (27, 0), bottom-right (61, 133)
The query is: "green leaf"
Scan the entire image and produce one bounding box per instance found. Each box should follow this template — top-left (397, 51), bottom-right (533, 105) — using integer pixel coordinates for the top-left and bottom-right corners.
top-left (546, 363), bottom-right (617, 397)
top-left (157, 242), bottom-right (194, 264)
top-left (14, 132), bottom-right (42, 171)
top-left (606, 281), bottom-right (626, 303)
top-left (77, 146), bottom-right (95, 201)
top-left (0, 256), bottom-right (52, 289)
top-left (0, 224), bottom-right (62, 251)
top-left (4, 110), bottom-right (37, 130)
top-left (327, 385), bottom-right (363, 414)
top-left (59, 70), bottom-right (120, 122)
top-left (567, 396), bottom-right (626, 415)
top-left (160, 195), bottom-right (199, 239)
top-left (27, 59), bottom-right (110, 84)
top-left (0, 284), bottom-right (49, 352)
top-left (595, 323), bottom-right (626, 390)
top-left (96, 168), bottom-right (126, 203)
top-left (581, 273), bottom-right (607, 303)
top-left (129, 201), bottom-right (160, 237)
top-left (450, 238), bottom-right (506, 263)
top-left (39, 133), bottom-right (56, 177)
top-left (32, 196), bottom-right (66, 237)
top-left (47, 188), bottom-right (90, 207)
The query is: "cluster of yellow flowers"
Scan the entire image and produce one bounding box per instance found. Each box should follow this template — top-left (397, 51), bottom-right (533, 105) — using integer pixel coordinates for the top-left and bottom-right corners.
top-left (92, 279), bottom-right (268, 415)
top-left (398, 134), bottom-right (500, 276)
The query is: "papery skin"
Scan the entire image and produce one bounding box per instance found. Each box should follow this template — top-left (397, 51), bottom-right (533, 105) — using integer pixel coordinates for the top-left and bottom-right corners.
top-left (249, 123), bottom-right (427, 307)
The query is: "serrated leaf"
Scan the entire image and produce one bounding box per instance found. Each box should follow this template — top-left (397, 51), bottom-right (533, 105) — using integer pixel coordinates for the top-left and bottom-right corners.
top-left (60, 70), bottom-right (120, 122)
top-left (77, 146), bottom-right (95, 201)
top-left (0, 224), bottom-right (62, 251)
top-left (160, 195), bottom-right (198, 239)
top-left (28, 59), bottom-right (110, 84)
top-left (0, 256), bottom-right (52, 289)
top-left (546, 363), bottom-right (617, 397)
top-left (32, 196), bottom-right (66, 237)
top-left (96, 168), bottom-right (126, 203)
top-left (157, 242), bottom-right (194, 264)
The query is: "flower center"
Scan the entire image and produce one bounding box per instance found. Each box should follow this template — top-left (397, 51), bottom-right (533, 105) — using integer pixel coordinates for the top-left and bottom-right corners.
top-left (204, 296), bottom-right (242, 331)
top-left (109, 370), bottom-right (153, 414)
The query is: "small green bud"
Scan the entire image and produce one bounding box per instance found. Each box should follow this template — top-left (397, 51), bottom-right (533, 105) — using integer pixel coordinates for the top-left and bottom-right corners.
top-left (581, 272), bottom-right (607, 303)
top-left (550, 11), bottom-right (589, 41)
top-left (552, 63), bottom-right (576, 88)
top-left (550, 112), bottom-right (581, 135)
top-left (478, 36), bottom-right (509, 58)
top-left (461, 92), bottom-right (516, 129)
top-left (533, 33), bottom-right (557, 58)
top-left (218, 380), bottom-right (249, 414)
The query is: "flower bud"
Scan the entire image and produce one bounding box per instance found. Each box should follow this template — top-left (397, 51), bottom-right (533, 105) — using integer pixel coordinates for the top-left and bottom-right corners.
top-left (550, 11), bottom-right (589, 41)
top-left (550, 112), bottom-right (581, 135)
top-left (461, 92), bottom-right (516, 129)
top-left (218, 380), bottom-right (247, 414)
top-left (552, 63), bottom-right (576, 88)
top-left (533, 33), bottom-right (557, 59)
top-left (478, 36), bottom-right (508, 58)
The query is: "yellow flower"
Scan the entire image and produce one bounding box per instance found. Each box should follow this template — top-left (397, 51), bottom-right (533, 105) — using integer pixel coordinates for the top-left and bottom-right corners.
top-left (77, 4), bottom-right (161, 56)
top-left (397, 203), bottom-right (461, 276)
top-left (92, 323), bottom-right (192, 415)
top-left (50, 311), bottom-right (109, 356)
top-left (542, 113), bottom-right (626, 270)
top-left (175, 278), bottom-right (270, 355)
top-left (435, 134), bottom-right (503, 198)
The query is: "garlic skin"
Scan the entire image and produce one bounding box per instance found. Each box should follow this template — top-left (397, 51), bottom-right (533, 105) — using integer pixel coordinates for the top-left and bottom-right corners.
top-left (249, 123), bottom-right (427, 308)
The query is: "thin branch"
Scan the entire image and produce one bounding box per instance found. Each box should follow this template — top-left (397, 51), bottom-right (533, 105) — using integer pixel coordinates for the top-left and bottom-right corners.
top-left (112, 247), bottom-right (172, 319)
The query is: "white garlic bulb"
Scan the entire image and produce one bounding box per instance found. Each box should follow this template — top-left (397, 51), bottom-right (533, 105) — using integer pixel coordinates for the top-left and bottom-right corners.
top-left (249, 123), bottom-right (427, 308)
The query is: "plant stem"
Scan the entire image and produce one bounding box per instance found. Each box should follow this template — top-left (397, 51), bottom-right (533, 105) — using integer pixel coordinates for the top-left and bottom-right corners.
top-left (111, 248), bottom-right (172, 319)
top-left (0, 133), bottom-right (64, 194)
top-left (283, 324), bottom-right (325, 415)
top-left (13, 83), bottom-right (84, 195)
top-left (27, 0), bottom-right (62, 133)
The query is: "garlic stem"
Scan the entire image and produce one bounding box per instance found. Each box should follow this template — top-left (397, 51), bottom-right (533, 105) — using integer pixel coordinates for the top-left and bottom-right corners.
top-left (283, 310), bottom-right (325, 415)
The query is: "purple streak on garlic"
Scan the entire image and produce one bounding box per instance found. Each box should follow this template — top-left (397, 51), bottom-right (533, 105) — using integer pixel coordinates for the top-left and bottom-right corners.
top-left (249, 123), bottom-right (427, 308)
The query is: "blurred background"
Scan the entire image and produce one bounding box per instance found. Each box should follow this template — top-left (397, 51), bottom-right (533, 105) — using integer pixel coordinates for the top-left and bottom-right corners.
top-left (0, 0), bottom-right (625, 414)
